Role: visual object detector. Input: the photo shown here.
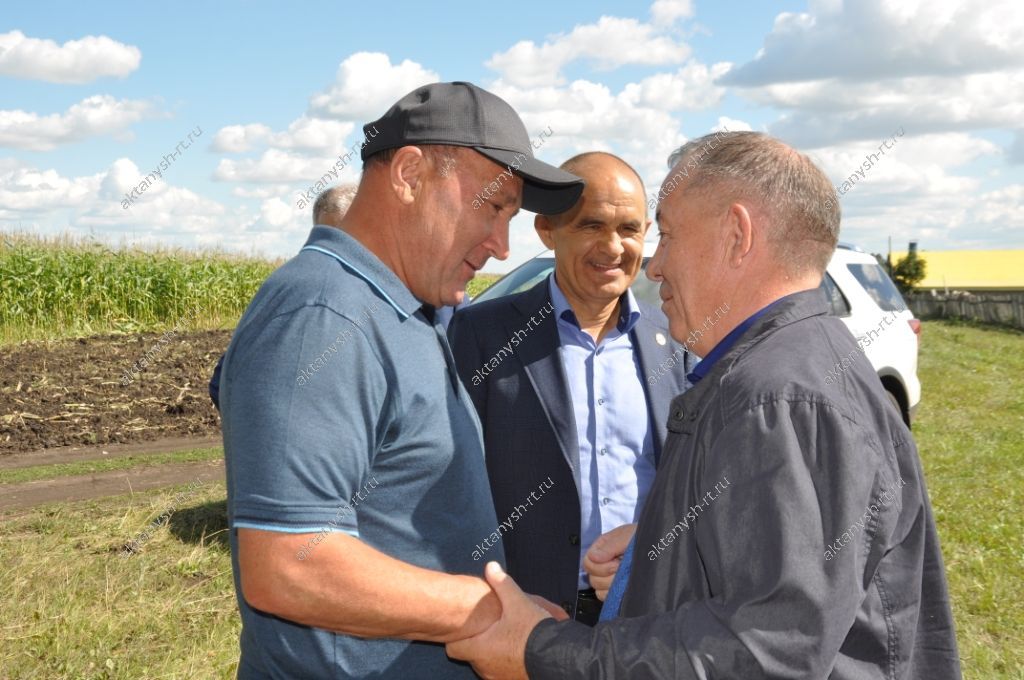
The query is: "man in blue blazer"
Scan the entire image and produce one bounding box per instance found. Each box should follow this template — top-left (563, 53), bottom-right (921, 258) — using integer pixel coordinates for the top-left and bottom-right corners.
top-left (448, 152), bottom-right (694, 625)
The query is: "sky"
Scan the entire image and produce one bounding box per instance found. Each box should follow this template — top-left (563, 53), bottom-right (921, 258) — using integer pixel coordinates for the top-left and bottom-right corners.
top-left (2, 0), bottom-right (1022, 273)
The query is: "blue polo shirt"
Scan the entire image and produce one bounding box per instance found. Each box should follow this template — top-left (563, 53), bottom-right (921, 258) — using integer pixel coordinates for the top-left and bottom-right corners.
top-left (220, 225), bottom-right (503, 679)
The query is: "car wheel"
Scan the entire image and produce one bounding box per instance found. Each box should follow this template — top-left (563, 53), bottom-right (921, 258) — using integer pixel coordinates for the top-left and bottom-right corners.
top-left (885, 389), bottom-right (905, 423)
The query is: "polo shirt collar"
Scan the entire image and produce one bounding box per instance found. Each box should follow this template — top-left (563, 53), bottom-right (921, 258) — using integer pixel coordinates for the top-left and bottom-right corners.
top-left (300, 225), bottom-right (423, 321)
top-left (548, 273), bottom-right (642, 335)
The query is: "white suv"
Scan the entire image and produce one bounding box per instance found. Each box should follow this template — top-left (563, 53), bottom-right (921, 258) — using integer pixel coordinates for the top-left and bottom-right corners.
top-left (473, 242), bottom-right (921, 425)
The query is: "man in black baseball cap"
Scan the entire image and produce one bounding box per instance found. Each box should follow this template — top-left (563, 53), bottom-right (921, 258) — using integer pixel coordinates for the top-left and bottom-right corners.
top-left (223, 81), bottom-right (575, 679)
top-left (361, 81), bottom-right (583, 215)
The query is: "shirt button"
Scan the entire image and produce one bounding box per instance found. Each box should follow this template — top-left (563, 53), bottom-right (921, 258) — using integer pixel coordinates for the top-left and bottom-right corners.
top-left (598, 398), bottom-right (605, 405)
top-left (602, 498), bottom-right (611, 506)
top-left (569, 534), bottom-right (580, 546)
top-left (674, 410), bottom-right (684, 419)
top-left (600, 448), bottom-right (608, 456)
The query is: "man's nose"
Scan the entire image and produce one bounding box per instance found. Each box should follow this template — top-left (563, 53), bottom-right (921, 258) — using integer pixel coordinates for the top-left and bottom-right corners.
top-left (647, 242), bottom-right (664, 281)
top-left (485, 218), bottom-right (511, 261)
top-left (598, 231), bottom-right (625, 258)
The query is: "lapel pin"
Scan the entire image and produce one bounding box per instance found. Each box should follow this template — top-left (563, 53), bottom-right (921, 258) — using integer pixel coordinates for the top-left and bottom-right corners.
top-left (655, 332), bottom-right (667, 346)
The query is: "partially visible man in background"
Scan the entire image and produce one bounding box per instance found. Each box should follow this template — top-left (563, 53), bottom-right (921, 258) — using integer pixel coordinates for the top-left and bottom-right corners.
top-left (218, 81), bottom-right (583, 679)
top-left (448, 131), bottom-right (961, 680)
top-left (448, 151), bottom-right (693, 625)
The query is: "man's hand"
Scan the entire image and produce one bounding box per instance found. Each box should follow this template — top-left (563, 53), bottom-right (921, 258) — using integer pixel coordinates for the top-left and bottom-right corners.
top-left (528, 595), bottom-right (571, 622)
top-left (447, 562), bottom-right (551, 680)
top-left (583, 523), bottom-right (636, 600)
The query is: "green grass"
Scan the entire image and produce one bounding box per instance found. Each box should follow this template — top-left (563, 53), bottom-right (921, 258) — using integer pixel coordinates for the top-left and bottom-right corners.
top-left (911, 320), bottom-right (1024, 678)
top-left (0, 481), bottom-right (237, 679)
top-left (0, 447), bottom-right (224, 485)
top-left (466, 273), bottom-right (500, 299)
top-left (0, 319), bottom-right (1020, 678)
top-left (0, 232), bottom-right (279, 344)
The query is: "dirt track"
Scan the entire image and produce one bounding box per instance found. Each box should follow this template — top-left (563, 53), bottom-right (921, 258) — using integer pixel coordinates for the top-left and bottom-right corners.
top-left (0, 457), bottom-right (225, 514)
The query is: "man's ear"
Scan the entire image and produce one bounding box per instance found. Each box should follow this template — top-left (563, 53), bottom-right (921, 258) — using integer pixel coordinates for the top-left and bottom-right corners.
top-left (389, 146), bottom-right (426, 206)
top-left (534, 214), bottom-right (557, 250)
top-left (725, 202), bottom-right (754, 268)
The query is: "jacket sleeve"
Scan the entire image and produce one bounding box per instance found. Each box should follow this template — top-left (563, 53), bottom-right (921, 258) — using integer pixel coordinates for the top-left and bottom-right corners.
top-left (525, 397), bottom-right (898, 679)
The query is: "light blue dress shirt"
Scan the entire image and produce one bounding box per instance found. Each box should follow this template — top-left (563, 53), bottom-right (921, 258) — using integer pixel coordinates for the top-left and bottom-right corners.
top-left (548, 274), bottom-right (656, 589)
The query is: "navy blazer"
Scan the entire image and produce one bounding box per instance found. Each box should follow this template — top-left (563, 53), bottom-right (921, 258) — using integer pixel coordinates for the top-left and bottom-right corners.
top-left (448, 278), bottom-right (693, 615)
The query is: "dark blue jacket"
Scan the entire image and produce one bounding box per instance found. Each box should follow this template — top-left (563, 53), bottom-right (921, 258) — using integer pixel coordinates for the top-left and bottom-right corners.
top-left (525, 289), bottom-right (961, 679)
top-left (447, 279), bottom-right (693, 616)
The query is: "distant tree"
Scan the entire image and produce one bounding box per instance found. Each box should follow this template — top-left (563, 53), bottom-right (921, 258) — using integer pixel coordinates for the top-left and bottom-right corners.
top-left (891, 251), bottom-right (927, 295)
top-left (872, 252), bottom-right (890, 274)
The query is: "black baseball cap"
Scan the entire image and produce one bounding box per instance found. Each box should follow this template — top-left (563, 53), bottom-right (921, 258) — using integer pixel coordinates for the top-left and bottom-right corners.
top-left (360, 81), bottom-right (584, 214)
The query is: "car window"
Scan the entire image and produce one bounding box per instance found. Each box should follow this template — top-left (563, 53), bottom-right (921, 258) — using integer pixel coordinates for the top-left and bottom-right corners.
top-left (473, 259), bottom-right (555, 302)
top-left (475, 258), bottom-right (660, 305)
top-left (846, 263), bottom-right (908, 312)
top-left (820, 272), bottom-right (851, 317)
top-left (630, 271), bottom-right (661, 307)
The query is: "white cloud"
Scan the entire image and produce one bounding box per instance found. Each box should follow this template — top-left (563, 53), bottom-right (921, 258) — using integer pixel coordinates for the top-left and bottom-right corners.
top-left (210, 123), bottom-right (272, 153)
top-left (650, 0), bottom-right (695, 27)
top-left (0, 95), bottom-right (157, 151)
top-left (0, 158), bottom-right (227, 241)
top-left (713, 116), bottom-right (753, 133)
top-left (309, 52), bottom-right (439, 120)
top-left (0, 30), bottom-right (141, 84)
top-left (487, 16), bottom-right (691, 87)
top-left (804, 132), bottom-right (1019, 251)
top-left (231, 184), bottom-right (294, 199)
top-left (213, 148), bottom-right (362, 185)
top-left (0, 160), bottom-right (97, 216)
top-left (721, 0), bottom-right (1024, 148)
top-left (621, 61), bottom-right (731, 111)
top-left (212, 117), bottom-right (355, 155)
top-left (722, 0), bottom-right (1024, 86)
top-left (754, 69), bottom-right (1024, 147)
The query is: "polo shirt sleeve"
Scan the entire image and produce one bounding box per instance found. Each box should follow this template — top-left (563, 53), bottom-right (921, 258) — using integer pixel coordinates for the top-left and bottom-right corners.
top-left (223, 303), bottom-right (389, 537)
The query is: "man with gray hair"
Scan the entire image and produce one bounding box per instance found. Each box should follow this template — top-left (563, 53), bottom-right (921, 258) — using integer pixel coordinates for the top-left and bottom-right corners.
top-left (447, 131), bottom-right (961, 679)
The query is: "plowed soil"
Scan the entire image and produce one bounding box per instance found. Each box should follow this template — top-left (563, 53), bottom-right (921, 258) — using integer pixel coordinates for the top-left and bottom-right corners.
top-left (0, 330), bottom-right (230, 456)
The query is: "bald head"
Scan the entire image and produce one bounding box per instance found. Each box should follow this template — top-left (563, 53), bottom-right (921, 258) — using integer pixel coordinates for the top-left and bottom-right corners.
top-left (548, 152), bottom-right (646, 223)
top-left (312, 185), bottom-right (358, 226)
top-left (534, 151), bottom-right (650, 320)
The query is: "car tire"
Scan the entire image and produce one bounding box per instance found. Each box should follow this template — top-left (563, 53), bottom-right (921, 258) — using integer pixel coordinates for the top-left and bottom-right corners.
top-left (885, 389), bottom-right (905, 424)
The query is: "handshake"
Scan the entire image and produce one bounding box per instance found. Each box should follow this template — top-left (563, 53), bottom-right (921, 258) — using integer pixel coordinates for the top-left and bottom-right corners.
top-left (446, 523), bottom-right (635, 680)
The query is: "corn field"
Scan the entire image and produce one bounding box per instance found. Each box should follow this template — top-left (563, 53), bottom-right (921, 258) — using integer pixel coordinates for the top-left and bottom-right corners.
top-left (0, 233), bottom-right (280, 344)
